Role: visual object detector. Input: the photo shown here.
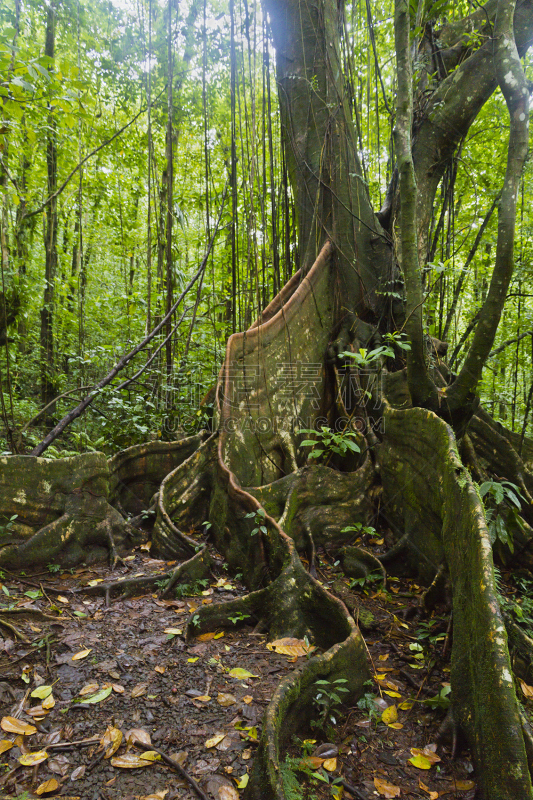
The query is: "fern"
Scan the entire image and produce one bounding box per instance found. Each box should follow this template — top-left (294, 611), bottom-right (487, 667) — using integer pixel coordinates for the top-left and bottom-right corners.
top-left (279, 757), bottom-right (305, 800)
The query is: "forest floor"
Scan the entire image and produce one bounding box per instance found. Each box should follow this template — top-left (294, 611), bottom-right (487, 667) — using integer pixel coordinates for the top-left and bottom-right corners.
top-left (0, 536), bottom-right (478, 800)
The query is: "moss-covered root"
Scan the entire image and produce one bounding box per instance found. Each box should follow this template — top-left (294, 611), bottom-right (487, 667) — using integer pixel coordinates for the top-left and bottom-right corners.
top-left (161, 547), bottom-right (214, 598)
top-left (186, 548), bottom-right (369, 800)
top-left (108, 433), bottom-right (207, 517)
top-left (380, 407), bottom-right (533, 800)
top-left (152, 435), bottom-right (217, 560)
top-left (0, 452), bottom-right (136, 570)
top-left (81, 547), bottom-right (214, 601)
top-left (246, 629), bottom-right (366, 800)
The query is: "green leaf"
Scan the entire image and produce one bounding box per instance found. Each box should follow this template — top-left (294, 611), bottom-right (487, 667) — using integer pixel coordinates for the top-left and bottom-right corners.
top-left (83, 687), bottom-right (112, 704)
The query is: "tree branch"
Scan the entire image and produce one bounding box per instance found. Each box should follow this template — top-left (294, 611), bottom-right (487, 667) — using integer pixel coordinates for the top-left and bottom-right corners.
top-left (447, 0), bottom-right (529, 407)
top-left (30, 184), bottom-right (228, 456)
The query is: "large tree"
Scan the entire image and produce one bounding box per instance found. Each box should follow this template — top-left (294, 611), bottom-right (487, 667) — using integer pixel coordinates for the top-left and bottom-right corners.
top-left (2, 1), bottom-right (533, 798)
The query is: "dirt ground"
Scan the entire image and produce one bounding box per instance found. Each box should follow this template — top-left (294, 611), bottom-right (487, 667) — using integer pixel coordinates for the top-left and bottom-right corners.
top-left (0, 539), bottom-right (478, 800)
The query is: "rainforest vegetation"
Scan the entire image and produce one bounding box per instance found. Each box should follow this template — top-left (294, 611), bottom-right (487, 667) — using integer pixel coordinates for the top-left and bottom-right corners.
top-left (0, 0), bottom-right (533, 797)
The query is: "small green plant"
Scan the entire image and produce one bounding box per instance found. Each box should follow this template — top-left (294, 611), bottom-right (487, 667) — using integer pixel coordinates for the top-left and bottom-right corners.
top-left (478, 479), bottom-right (526, 553)
top-left (495, 568), bottom-right (533, 637)
top-left (174, 579), bottom-right (209, 598)
top-left (191, 613), bottom-right (200, 627)
top-left (299, 426), bottom-right (360, 462)
top-left (423, 684), bottom-right (451, 710)
top-left (47, 563), bottom-right (62, 574)
top-left (0, 514), bottom-right (18, 536)
top-left (244, 508), bottom-right (267, 537)
top-left (341, 522), bottom-right (379, 538)
top-left (228, 611), bottom-right (251, 624)
top-left (349, 570), bottom-right (383, 589)
top-left (356, 679), bottom-right (380, 721)
top-left (383, 330), bottom-right (411, 351)
top-left (312, 677), bottom-right (349, 729)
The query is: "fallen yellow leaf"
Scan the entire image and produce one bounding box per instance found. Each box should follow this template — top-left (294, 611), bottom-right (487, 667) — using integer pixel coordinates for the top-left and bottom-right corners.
top-left (450, 779), bottom-right (475, 791)
top-left (323, 757), bottom-right (337, 771)
top-left (79, 683), bottom-right (99, 696)
top-left (381, 705), bottom-right (398, 725)
top-left (419, 779), bottom-right (439, 799)
top-left (19, 749), bottom-right (48, 766)
top-left (205, 732), bottom-right (226, 748)
top-left (35, 777), bottom-right (60, 795)
top-left (155, 666), bottom-right (165, 674)
top-left (228, 668), bottom-right (258, 680)
top-left (72, 649), bottom-right (92, 661)
top-left (113, 684), bottom-right (125, 694)
top-left (409, 754), bottom-right (432, 769)
top-left (243, 695), bottom-right (253, 704)
top-left (0, 740), bottom-right (13, 754)
top-left (102, 726), bottom-right (123, 758)
top-left (111, 753), bottom-right (154, 768)
top-left (30, 685), bottom-right (53, 700)
top-left (374, 776), bottom-right (401, 798)
top-left (411, 747), bottom-right (441, 765)
top-left (266, 637), bottom-right (314, 658)
top-left (521, 680), bottom-right (533, 699)
top-left (384, 690), bottom-right (402, 698)
top-left (139, 750), bottom-right (161, 762)
top-left (42, 693), bottom-right (55, 710)
top-left (217, 693), bottom-right (236, 707)
top-left (1, 717), bottom-right (36, 736)
top-left (164, 628), bottom-right (183, 636)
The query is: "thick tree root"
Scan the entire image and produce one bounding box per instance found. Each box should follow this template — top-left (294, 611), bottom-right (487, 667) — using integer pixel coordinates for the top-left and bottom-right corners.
top-left (108, 434), bottom-right (208, 517)
top-left (81, 547), bottom-right (214, 600)
top-left (0, 453), bottom-right (137, 570)
top-left (379, 406), bottom-right (532, 799)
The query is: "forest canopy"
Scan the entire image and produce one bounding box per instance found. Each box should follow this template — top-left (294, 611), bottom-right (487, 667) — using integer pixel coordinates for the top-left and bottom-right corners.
top-left (0, 0), bottom-right (530, 455)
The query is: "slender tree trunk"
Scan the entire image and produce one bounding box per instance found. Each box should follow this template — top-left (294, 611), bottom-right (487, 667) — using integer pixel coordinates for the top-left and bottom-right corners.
top-left (40, 2), bottom-right (58, 415)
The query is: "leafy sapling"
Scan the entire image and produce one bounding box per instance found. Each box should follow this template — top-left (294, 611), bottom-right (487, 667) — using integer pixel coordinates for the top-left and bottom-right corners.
top-left (0, 514), bottom-right (18, 536)
top-left (299, 426), bottom-right (360, 462)
top-left (245, 508), bottom-right (267, 536)
top-left (312, 678), bottom-right (350, 729)
top-left (341, 522), bottom-right (380, 538)
top-left (478, 479), bottom-right (526, 553)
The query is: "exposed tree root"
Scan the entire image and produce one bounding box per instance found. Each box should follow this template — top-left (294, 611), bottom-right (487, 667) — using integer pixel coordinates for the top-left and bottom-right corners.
top-left (379, 406), bottom-right (532, 799)
top-left (81, 547), bottom-right (214, 600)
top-left (108, 434), bottom-right (208, 517)
top-left (0, 452), bottom-right (138, 570)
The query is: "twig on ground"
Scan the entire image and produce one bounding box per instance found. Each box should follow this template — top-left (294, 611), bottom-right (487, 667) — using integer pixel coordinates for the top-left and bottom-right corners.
top-left (0, 618), bottom-right (29, 642)
top-left (341, 779), bottom-right (369, 799)
top-left (134, 741), bottom-right (210, 800)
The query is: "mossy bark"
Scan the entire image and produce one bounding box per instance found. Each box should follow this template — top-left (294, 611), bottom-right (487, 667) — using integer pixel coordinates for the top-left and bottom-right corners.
top-left (380, 407), bottom-right (532, 799)
top-left (0, 452), bottom-right (136, 569)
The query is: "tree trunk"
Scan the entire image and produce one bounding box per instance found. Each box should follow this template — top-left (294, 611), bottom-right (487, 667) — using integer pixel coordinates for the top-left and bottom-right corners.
top-left (40, 3), bottom-right (58, 416)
